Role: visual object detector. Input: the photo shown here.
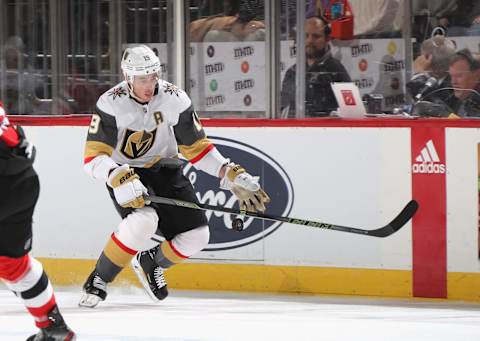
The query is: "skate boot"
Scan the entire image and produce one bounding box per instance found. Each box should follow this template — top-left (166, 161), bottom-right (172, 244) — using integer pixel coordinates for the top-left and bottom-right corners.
top-left (78, 270), bottom-right (107, 308)
top-left (26, 305), bottom-right (76, 341)
top-left (131, 246), bottom-right (168, 301)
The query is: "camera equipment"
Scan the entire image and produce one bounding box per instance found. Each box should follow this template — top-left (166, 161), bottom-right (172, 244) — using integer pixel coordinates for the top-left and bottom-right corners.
top-left (364, 93), bottom-right (384, 114)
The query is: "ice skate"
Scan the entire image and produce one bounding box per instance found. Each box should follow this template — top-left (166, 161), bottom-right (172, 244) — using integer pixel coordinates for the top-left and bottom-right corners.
top-left (131, 246), bottom-right (168, 301)
top-left (26, 305), bottom-right (76, 341)
top-left (78, 270), bottom-right (107, 308)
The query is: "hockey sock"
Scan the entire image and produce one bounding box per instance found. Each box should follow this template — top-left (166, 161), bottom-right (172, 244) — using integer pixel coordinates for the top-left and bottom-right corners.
top-left (96, 233), bottom-right (137, 282)
top-left (0, 255), bottom-right (57, 328)
top-left (154, 241), bottom-right (188, 269)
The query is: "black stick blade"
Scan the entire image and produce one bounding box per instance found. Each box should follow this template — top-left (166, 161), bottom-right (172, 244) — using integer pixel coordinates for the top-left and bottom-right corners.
top-left (369, 200), bottom-right (419, 237)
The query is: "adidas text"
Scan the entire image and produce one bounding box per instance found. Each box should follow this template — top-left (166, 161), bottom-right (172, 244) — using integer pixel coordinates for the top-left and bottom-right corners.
top-left (412, 163), bottom-right (446, 174)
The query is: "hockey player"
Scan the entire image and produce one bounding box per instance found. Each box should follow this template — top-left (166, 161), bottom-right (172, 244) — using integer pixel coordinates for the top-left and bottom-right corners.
top-left (0, 102), bottom-right (76, 340)
top-left (79, 45), bottom-right (269, 307)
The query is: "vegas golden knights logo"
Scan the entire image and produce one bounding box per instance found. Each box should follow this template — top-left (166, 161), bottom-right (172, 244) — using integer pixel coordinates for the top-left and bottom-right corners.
top-left (121, 128), bottom-right (157, 159)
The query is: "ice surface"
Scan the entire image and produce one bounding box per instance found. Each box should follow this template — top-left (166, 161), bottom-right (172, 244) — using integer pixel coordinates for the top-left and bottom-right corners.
top-left (1, 287), bottom-right (480, 341)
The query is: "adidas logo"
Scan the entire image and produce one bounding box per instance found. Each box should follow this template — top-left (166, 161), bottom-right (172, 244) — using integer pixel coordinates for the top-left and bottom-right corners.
top-left (412, 140), bottom-right (446, 174)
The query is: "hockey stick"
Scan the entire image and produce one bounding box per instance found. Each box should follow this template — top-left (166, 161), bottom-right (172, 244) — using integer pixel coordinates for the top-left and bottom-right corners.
top-left (145, 195), bottom-right (418, 238)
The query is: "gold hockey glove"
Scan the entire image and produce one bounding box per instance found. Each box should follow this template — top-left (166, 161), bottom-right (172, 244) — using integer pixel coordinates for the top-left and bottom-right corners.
top-left (107, 164), bottom-right (148, 209)
top-left (220, 163), bottom-right (270, 212)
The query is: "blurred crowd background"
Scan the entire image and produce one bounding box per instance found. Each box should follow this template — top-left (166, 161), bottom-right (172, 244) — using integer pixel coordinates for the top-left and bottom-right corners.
top-left (1, 0), bottom-right (480, 118)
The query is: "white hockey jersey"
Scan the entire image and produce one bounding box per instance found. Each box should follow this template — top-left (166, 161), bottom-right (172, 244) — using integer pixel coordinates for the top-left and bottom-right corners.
top-left (84, 80), bottom-right (218, 181)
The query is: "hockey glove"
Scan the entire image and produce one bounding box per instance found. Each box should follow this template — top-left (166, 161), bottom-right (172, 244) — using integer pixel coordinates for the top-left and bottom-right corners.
top-left (220, 163), bottom-right (270, 212)
top-left (16, 126), bottom-right (36, 161)
top-left (18, 139), bottom-right (36, 161)
top-left (0, 109), bottom-right (21, 147)
top-left (107, 165), bottom-right (148, 209)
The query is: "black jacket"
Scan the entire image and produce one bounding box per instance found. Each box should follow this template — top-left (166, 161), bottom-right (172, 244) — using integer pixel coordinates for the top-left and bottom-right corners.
top-left (444, 0), bottom-right (480, 28)
top-left (281, 49), bottom-right (351, 117)
top-left (453, 89), bottom-right (480, 118)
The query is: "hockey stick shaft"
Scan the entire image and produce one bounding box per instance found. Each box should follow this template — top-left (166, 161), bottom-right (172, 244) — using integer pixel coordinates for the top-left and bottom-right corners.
top-left (145, 195), bottom-right (418, 238)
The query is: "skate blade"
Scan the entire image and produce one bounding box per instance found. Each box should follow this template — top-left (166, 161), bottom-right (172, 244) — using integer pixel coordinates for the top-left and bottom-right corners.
top-left (130, 257), bottom-right (161, 303)
top-left (78, 293), bottom-right (103, 308)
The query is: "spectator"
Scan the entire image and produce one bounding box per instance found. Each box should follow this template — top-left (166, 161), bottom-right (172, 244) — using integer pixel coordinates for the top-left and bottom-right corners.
top-left (437, 0), bottom-right (480, 36)
top-left (189, 0), bottom-right (265, 42)
top-left (412, 0), bottom-right (480, 39)
top-left (412, 0), bottom-right (458, 43)
top-left (448, 49), bottom-right (480, 117)
top-left (281, 15), bottom-right (351, 117)
top-left (0, 36), bottom-right (74, 116)
top-left (406, 35), bottom-right (460, 112)
top-left (280, 0), bottom-right (320, 40)
top-left (372, 54), bottom-right (405, 114)
top-left (349, 0), bottom-right (401, 38)
top-left (0, 36), bottom-right (41, 115)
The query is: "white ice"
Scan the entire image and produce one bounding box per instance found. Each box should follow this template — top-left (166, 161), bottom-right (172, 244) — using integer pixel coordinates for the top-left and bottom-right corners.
top-left (1, 287), bottom-right (480, 341)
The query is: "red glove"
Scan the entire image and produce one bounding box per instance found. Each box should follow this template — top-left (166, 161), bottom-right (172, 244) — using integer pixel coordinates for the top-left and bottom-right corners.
top-left (0, 102), bottom-right (20, 147)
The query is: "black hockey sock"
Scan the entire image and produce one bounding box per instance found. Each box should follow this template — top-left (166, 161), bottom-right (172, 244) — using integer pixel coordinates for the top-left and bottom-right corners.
top-left (95, 252), bottom-right (124, 282)
top-left (95, 234), bottom-right (137, 282)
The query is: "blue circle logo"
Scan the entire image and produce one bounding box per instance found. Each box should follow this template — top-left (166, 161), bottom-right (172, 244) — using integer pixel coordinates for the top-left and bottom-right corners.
top-left (183, 136), bottom-right (294, 251)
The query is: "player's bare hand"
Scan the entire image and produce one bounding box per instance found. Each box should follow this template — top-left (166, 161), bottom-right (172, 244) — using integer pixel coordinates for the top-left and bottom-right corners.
top-left (413, 54), bottom-right (432, 74)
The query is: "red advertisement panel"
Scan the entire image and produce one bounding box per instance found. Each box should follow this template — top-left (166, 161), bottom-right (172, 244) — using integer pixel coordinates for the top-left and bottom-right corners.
top-left (411, 127), bottom-right (446, 298)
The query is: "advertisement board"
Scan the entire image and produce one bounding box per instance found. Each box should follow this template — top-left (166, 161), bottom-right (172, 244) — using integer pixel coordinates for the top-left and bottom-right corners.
top-left (10, 118), bottom-right (480, 301)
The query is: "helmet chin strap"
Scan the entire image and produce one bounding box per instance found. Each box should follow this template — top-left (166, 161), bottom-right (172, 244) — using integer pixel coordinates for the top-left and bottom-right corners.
top-left (124, 74), bottom-right (148, 103)
top-left (127, 82), bottom-right (145, 102)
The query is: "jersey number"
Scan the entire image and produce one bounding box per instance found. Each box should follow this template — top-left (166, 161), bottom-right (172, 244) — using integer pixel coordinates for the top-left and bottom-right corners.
top-left (89, 114), bottom-right (100, 134)
top-left (192, 111), bottom-right (202, 132)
